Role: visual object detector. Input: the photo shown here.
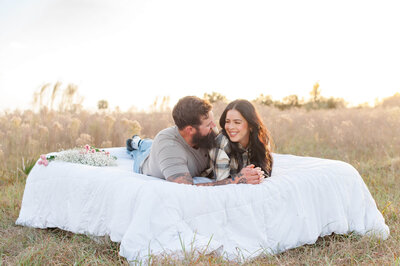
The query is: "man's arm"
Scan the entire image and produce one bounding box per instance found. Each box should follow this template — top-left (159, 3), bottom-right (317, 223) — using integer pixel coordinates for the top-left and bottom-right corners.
top-left (166, 172), bottom-right (235, 186)
top-left (166, 167), bottom-right (262, 186)
top-left (166, 172), bottom-right (194, 185)
top-left (196, 172), bottom-right (246, 186)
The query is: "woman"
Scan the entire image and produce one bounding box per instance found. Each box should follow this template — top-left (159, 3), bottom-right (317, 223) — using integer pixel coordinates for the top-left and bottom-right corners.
top-left (205, 99), bottom-right (273, 181)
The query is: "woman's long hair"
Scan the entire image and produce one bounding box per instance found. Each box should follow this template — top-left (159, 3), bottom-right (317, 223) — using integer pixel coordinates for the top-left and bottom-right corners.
top-left (219, 99), bottom-right (273, 176)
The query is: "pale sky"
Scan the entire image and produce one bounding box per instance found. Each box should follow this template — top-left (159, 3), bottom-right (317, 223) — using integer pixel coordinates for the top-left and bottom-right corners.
top-left (1, 0), bottom-right (400, 111)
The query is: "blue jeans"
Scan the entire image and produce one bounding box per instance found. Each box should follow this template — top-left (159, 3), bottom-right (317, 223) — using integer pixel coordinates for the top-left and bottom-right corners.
top-left (127, 139), bottom-right (153, 173)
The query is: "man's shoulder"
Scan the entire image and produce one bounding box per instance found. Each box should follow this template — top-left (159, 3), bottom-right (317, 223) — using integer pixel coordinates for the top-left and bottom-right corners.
top-left (154, 126), bottom-right (184, 147)
top-left (155, 126), bottom-right (178, 139)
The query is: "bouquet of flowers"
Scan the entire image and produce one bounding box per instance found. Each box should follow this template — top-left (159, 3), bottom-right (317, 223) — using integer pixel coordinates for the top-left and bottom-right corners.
top-left (38, 144), bottom-right (117, 167)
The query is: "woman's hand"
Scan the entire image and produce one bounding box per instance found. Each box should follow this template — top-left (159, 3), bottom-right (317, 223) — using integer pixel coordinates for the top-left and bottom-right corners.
top-left (234, 164), bottom-right (264, 184)
top-left (253, 166), bottom-right (265, 183)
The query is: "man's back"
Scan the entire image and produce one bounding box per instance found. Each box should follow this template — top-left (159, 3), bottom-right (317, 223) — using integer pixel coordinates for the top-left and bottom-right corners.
top-left (141, 126), bottom-right (209, 179)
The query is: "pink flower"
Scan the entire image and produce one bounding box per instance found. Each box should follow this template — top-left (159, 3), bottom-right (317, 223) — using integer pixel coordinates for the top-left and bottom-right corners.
top-left (91, 149), bottom-right (96, 153)
top-left (85, 144), bottom-right (90, 151)
top-left (38, 154), bottom-right (50, 167)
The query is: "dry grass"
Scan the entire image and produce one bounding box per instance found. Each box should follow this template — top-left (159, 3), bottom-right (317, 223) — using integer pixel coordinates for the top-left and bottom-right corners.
top-left (1, 104), bottom-right (399, 265)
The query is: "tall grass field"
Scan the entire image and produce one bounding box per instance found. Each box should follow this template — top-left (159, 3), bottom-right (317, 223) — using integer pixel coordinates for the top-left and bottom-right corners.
top-left (1, 103), bottom-right (399, 265)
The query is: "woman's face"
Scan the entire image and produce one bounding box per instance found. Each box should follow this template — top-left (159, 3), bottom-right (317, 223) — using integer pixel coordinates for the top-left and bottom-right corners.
top-left (224, 109), bottom-right (250, 148)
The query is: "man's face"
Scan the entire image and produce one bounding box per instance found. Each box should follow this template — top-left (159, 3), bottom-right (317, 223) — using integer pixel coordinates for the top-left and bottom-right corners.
top-left (192, 111), bottom-right (217, 149)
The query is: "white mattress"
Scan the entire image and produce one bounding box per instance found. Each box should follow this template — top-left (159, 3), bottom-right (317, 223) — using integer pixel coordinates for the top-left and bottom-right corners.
top-left (16, 148), bottom-right (389, 262)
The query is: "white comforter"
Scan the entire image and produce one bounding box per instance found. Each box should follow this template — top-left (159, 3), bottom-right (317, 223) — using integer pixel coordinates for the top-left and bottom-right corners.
top-left (16, 148), bottom-right (389, 262)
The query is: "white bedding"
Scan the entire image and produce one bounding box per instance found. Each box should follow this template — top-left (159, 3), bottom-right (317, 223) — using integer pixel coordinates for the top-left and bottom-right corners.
top-left (16, 148), bottom-right (389, 262)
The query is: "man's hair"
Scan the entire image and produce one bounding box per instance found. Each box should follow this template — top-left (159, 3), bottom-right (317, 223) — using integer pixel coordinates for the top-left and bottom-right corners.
top-left (172, 96), bottom-right (212, 130)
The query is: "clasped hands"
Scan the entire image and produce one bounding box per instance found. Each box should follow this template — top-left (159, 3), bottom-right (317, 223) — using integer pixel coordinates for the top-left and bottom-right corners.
top-left (236, 164), bottom-right (265, 184)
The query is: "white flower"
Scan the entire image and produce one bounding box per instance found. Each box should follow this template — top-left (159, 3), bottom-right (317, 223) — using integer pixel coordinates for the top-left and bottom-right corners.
top-left (50, 146), bottom-right (117, 167)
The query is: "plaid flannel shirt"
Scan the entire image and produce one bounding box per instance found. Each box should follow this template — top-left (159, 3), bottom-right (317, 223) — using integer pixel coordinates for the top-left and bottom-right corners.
top-left (202, 133), bottom-right (250, 181)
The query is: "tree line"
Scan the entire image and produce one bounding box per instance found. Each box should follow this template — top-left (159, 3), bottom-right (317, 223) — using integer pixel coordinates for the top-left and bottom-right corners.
top-left (204, 83), bottom-right (400, 110)
top-left (204, 83), bottom-right (347, 110)
top-left (32, 82), bottom-right (399, 112)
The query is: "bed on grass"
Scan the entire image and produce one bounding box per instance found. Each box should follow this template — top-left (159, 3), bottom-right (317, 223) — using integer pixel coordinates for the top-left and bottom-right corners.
top-left (16, 147), bottom-right (389, 262)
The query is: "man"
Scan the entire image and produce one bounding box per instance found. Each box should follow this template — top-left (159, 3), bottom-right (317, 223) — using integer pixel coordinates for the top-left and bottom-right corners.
top-left (127, 96), bottom-right (263, 186)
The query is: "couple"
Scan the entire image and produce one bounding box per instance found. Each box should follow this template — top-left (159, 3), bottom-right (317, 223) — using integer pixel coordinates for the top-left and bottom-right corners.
top-left (126, 96), bottom-right (273, 186)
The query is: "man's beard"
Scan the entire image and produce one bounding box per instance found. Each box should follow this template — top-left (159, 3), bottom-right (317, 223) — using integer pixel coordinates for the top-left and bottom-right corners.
top-left (192, 129), bottom-right (217, 149)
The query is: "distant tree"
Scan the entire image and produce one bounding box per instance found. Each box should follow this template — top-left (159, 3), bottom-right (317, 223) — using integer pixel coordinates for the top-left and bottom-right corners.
top-left (98, 100), bottom-right (109, 110)
top-left (325, 97), bottom-right (346, 109)
top-left (310, 82), bottom-right (321, 103)
top-left (203, 92), bottom-right (227, 103)
top-left (282, 94), bottom-right (301, 108)
top-left (254, 94), bottom-right (274, 106)
top-left (356, 102), bottom-right (371, 109)
top-left (269, 95), bottom-right (302, 110)
top-left (380, 92), bottom-right (400, 107)
top-left (304, 95), bottom-right (346, 110)
top-left (304, 82), bottom-right (346, 109)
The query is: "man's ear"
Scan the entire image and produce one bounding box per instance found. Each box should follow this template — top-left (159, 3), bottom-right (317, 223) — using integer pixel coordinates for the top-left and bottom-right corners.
top-left (183, 125), bottom-right (196, 135)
